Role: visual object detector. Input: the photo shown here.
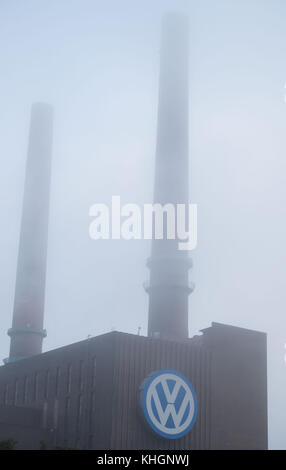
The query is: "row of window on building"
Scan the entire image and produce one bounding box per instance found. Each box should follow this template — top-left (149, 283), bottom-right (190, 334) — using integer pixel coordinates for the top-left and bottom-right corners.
top-left (0, 356), bottom-right (96, 407)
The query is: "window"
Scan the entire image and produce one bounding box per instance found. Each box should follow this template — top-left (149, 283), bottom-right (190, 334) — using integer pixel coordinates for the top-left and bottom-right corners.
top-left (91, 391), bottom-right (96, 412)
top-left (92, 357), bottom-right (96, 388)
top-left (3, 384), bottom-right (9, 405)
top-left (45, 370), bottom-right (50, 399)
top-left (53, 399), bottom-right (59, 429)
top-left (89, 392), bottom-right (96, 432)
top-left (79, 360), bottom-right (84, 392)
top-left (55, 367), bottom-right (61, 397)
top-left (43, 401), bottom-right (48, 429)
top-left (14, 380), bottom-right (19, 405)
top-left (76, 394), bottom-right (83, 431)
top-left (23, 376), bottom-right (29, 404)
top-left (65, 397), bottom-right (70, 417)
top-left (64, 397), bottom-right (71, 438)
top-left (67, 364), bottom-right (72, 394)
top-left (34, 372), bottom-right (39, 401)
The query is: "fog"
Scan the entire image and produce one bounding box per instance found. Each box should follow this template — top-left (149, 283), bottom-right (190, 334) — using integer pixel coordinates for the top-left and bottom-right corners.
top-left (0, 0), bottom-right (286, 449)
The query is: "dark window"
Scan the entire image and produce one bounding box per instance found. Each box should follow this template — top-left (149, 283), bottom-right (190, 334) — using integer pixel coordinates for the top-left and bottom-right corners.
top-left (23, 377), bottom-right (28, 404)
top-left (76, 394), bottom-right (83, 431)
top-left (92, 357), bottom-right (96, 388)
top-left (64, 397), bottom-right (71, 438)
top-left (65, 396), bottom-right (70, 416)
top-left (43, 401), bottom-right (48, 428)
top-left (53, 399), bottom-right (59, 429)
top-left (67, 364), bottom-right (72, 394)
top-left (3, 384), bottom-right (9, 405)
top-left (89, 392), bottom-right (96, 432)
top-left (79, 360), bottom-right (84, 392)
top-left (55, 367), bottom-right (61, 397)
top-left (45, 370), bottom-right (50, 399)
top-left (14, 379), bottom-right (19, 405)
top-left (34, 372), bottom-right (39, 401)
top-left (91, 391), bottom-right (96, 412)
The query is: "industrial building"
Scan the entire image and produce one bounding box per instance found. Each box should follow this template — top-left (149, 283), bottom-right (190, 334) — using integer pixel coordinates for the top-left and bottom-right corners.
top-left (0, 325), bottom-right (267, 450)
top-left (0, 13), bottom-right (268, 450)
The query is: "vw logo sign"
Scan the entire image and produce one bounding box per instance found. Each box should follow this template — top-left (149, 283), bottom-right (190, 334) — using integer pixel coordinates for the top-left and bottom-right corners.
top-left (140, 369), bottom-right (198, 439)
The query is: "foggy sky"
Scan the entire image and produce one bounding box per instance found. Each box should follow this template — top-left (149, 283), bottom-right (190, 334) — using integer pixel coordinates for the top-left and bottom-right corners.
top-left (0, 0), bottom-right (286, 449)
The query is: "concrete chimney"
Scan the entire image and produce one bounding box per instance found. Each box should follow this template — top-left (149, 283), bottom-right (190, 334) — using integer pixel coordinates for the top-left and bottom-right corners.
top-left (146, 13), bottom-right (193, 340)
top-left (6, 103), bottom-right (53, 363)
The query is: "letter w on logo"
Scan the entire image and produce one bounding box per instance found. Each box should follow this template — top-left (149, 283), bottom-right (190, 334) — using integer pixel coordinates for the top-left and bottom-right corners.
top-left (152, 380), bottom-right (189, 428)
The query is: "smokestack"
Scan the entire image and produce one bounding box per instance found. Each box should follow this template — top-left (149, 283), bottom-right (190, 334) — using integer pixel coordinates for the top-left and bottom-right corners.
top-left (146, 13), bottom-right (193, 340)
top-left (5, 103), bottom-right (53, 363)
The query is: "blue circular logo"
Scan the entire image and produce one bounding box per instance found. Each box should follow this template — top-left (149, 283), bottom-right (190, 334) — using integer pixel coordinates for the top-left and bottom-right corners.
top-left (140, 369), bottom-right (198, 439)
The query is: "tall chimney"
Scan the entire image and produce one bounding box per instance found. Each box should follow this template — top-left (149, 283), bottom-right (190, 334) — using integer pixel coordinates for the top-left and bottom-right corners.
top-left (6, 103), bottom-right (53, 363)
top-left (146, 13), bottom-right (193, 341)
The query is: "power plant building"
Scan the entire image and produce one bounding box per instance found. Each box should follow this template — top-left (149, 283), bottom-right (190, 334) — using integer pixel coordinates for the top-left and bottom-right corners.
top-left (0, 325), bottom-right (267, 450)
